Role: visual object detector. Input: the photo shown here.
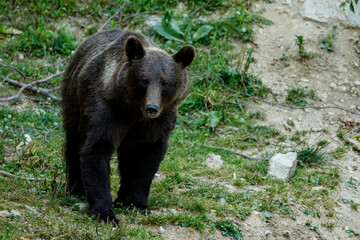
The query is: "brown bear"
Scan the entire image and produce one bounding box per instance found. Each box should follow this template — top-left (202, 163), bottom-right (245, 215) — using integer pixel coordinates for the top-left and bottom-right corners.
top-left (61, 29), bottom-right (194, 224)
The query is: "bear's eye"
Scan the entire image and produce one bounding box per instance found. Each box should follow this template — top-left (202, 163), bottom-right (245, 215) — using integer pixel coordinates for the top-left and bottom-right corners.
top-left (140, 79), bottom-right (149, 86)
top-left (161, 82), bottom-right (169, 87)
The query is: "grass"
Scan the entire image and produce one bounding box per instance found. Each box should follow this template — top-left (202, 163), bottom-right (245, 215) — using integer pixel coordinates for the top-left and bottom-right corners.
top-left (286, 87), bottom-right (317, 106)
top-left (0, 0), bottom-right (353, 239)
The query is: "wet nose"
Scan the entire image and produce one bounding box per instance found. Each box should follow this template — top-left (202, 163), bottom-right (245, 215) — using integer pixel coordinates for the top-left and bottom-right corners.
top-left (145, 104), bottom-right (159, 116)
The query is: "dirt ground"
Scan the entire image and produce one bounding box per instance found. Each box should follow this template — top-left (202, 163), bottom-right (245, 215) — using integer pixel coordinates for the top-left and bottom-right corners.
top-left (160, 0), bottom-right (360, 239)
top-left (243, 0), bottom-right (360, 239)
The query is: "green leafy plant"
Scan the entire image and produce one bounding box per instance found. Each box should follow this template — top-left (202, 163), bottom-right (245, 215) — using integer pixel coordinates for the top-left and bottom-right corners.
top-left (295, 35), bottom-right (314, 59)
top-left (214, 220), bottom-right (245, 239)
top-left (319, 25), bottom-right (337, 52)
top-left (340, 0), bottom-right (359, 13)
top-left (346, 228), bottom-right (360, 237)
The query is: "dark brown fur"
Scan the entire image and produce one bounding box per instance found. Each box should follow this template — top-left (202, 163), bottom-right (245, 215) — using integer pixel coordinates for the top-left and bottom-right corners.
top-left (61, 29), bottom-right (194, 223)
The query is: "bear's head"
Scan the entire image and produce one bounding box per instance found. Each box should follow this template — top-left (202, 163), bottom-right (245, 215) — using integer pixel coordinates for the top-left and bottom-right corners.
top-left (120, 36), bottom-right (195, 119)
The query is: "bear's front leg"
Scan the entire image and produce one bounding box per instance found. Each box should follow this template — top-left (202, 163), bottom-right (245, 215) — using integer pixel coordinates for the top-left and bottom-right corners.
top-left (114, 139), bottom-right (168, 211)
top-left (80, 139), bottom-right (117, 224)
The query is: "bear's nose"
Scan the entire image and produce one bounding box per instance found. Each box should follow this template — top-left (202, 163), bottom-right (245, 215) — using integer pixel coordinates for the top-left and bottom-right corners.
top-left (145, 104), bottom-right (159, 116)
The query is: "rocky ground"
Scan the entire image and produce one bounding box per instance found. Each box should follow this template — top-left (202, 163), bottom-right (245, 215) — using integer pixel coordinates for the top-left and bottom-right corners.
top-left (239, 0), bottom-right (360, 239)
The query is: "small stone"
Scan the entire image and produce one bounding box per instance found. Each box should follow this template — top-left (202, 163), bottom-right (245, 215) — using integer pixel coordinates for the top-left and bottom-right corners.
top-left (0, 210), bottom-right (10, 217)
top-left (204, 154), bottom-right (223, 169)
top-left (219, 198), bottom-right (226, 205)
top-left (340, 86), bottom-right (347, 92)
top-left (282, 120), bottom-right (292, 131)
top-left (265, 230), bottom-right (272, 236)
top-left (154, 173), bottom-right (161, 178)
top-left (169, 208), bottom-right (178, 215)
top-left (10, 210), bottom-right (21, 217)
top-left (159, 226), bottom-right (166, 234)
top-left (300, 78), bottom-right (310, 82)
top-left (74, 203), bottom-right (86, 211)
top-left (283, 230), bottom-right (291, 237)
top-left (19, 53), bottom-right (24, 60)
top-left (354, 81), bottom-right (360, 87)
top-left (330, 83), bottom-right (337, 89)
top-left (25, 205), bottom-right (39, 214)
top-left (268, 152), bottom-right (298, 181)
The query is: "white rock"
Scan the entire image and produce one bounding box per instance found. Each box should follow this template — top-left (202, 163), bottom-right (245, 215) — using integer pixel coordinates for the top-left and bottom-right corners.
top-left (10, 210), bottom-right (21, 217)
top-left (265, 230), bottom-right (272, 236)
top-left (25, 205), bottom-right (39, 214)
top-left (339, 86), bottom-right (347, 92)
top-left (300, 0), bottom-right (360, 25)
top-left (312, 186), bottom-right (325, 191)
top-left (169, 208), bottom-right (178, 215)
top-left (145, 15), bottom-right (162, 27)
top-left (330, 83), bottom-right (337, 89)
top-left (219, 198), bottom-right (226, 205)
top-left (74, 203), bottom-right (86, 211)
top-left (204, 154), bottom-right (223, 169)
top-left (24, 134), bottom-right (32, 145)
top-left (354, 81), bottom-right (360, 87)
top-left (300, 78), bottom-right (310, 82)
top-left (159, 226), bottom-right (166, 234)
top-left (0, 210), bottom-right (10, 217)
top-left (268, 152), bottom-right (298, 181)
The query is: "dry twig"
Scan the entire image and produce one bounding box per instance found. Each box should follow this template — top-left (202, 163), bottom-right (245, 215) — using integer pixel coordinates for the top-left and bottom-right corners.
top-left (98, 2), bottom-right (127, 32)
top-left (0, 170), bottom-right (38, 181)
top-left (0, 63), bottom-right (28, 79)
top-left (189, 0), bottom-right (214, 17)
top-left (0, 71), bottom-right (64, 102)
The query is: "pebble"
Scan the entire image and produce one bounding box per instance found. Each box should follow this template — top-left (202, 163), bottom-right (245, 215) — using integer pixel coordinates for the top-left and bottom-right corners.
top-left (10, 210), bottom-right (21, 217)
top-left (340, 86), bottom-right (347, 92)
top-left (330, 83), bottom-right (337, 89)
top-left (219, 198), bottom-right (226, 205)
top-left (74, 203), bottom-right (86, 211)
top-left (265, 230), bottom-right (272, 236)
top-left (300, 78), bottom-right (310, 82)
top-left (283, 230), bottom-right (291, 237)
top-left (0, 210), bottom-right (10, 217)
top-left (169, 208), bottom-right (178, 215)
top-left (312, 186), bottom-right (325, 191)
top-left (159, 226), bottom-right (166, 234)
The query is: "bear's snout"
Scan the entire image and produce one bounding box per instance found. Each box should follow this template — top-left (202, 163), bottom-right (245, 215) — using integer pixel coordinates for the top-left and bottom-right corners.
top-left (145, 104), bottom-right (159, 117)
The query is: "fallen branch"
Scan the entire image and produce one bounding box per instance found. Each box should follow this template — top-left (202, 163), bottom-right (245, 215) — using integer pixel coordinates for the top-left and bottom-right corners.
top-left (203, 144), bottom-right (267, 161)
top-left (98, 2), bottom-right (127, 32)
top-left (0, 63), bottom-right (28, 79)
top-left (189, 0), bottom-right (214, 17)
top-left (0, 170), bottom-right (38, 181)
top-left (116, 11), bottom-right (158, 24)
top-left (0, 71), bottom-right (64, 102)
top-left (216, 80), bottom-right (360, 116)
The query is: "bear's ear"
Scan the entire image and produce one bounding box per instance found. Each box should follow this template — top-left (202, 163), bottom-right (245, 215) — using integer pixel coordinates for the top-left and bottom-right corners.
top-left (125, 36), bottom-right (145, 61)
top-left (172, 45), bottom-right (195, 68)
